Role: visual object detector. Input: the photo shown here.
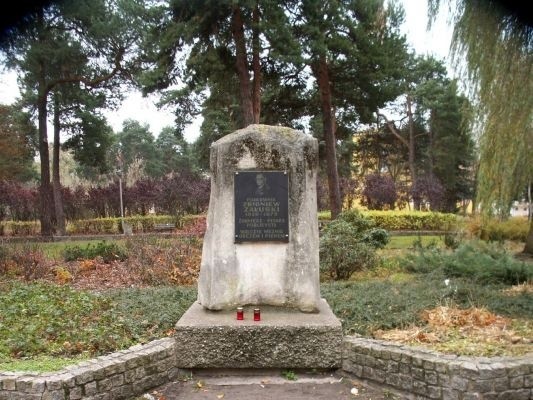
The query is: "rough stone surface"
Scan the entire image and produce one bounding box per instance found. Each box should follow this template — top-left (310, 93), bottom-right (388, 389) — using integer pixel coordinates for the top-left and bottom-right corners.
top-left (174, 299), bottom-right (342, 369)
top-left (343, 337), bottom-right (533, 400)
top-left (0, 339), bottom-right (178, 400)
top-left (198, 124), bottom-right (320, 312)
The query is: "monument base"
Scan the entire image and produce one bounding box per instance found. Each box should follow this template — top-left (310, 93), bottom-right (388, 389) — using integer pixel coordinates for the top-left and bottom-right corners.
top-left (174, 299), bottom-right (343, 369)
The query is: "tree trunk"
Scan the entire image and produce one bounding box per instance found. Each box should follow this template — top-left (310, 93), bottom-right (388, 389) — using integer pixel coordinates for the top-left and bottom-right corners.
top-left (36, 9), bottom-right (53, 237)
top-left (52, 93), bottom-right (66, 235)
top-left (37, 82), bottom-right (54, 237)
top-left (231, 6), bottom-right (254, 127)
top-left (525, 182), bottom-right (533, 254)
top-left (428, 109), bottom-right (435, 176)
top-left (251, 3), bottom-right (261, 124)
top-left (524, 217), bottom-right (533, 254)
top-left (527, 182), bottom-right (533, 221)
top-left (406, 95), bottom-right (420, 210)
top-left (313, 56), bottom-right (342, 219)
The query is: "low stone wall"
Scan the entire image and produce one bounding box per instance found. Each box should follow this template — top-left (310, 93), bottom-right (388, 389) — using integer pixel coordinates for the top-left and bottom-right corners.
top-left (1, 336), bottom-right (531, 400)
top-left (0, 339), bottom-right (179, 400)
top-left (343, 336), bottom-right (532, 400)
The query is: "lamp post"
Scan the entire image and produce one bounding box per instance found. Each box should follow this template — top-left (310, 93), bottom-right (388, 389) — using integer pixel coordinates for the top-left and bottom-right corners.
top-left (118, 168), bottom-right (125, 234)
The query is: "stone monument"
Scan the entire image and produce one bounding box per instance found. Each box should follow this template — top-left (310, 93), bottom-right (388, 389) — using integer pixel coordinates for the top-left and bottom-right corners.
top-left (197, 124), bottom-right (320, 312)
top-left (174, 124), bottom-right (342, 369)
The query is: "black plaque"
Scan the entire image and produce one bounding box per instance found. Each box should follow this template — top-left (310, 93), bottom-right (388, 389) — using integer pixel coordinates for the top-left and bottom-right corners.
top-left (234, 171), bottom-right (289, 243)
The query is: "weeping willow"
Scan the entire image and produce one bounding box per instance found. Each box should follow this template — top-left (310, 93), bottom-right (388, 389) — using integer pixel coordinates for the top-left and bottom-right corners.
top-left (429, 0), bottom-right (532, 251)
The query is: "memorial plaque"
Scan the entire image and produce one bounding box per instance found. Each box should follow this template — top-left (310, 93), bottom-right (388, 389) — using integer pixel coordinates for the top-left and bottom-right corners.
top-left (234, 171), bottom-right (289, 243)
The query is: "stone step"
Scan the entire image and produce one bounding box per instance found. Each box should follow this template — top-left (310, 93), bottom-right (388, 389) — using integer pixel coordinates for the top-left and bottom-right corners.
top-left (174, 299), bottom-right (343, 369)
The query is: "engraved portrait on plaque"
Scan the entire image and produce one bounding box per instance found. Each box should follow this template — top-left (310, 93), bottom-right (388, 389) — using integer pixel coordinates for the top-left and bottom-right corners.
top-left (234, 171), bottom-right (289, 243)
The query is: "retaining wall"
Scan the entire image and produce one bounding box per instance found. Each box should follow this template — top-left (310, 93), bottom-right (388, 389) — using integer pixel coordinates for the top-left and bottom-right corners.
top-left (0, 339), bottom-right (179, 400)
top-left (343, 336), bottom-right (532, 400)
top-left (1, 336), bottom-right (531, 400)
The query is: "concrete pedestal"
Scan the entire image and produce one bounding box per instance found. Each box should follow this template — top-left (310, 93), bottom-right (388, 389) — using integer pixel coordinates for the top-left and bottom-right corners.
top-left (174, 299), bottom-right (342, 369)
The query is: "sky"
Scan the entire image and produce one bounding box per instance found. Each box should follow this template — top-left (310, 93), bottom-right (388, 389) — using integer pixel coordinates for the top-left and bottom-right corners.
top-left (0, 0), bottom-right (453, 143)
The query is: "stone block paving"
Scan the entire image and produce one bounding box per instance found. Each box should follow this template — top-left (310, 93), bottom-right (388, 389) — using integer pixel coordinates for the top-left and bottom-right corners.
top-left (140, 371), bottom-right (409, 400)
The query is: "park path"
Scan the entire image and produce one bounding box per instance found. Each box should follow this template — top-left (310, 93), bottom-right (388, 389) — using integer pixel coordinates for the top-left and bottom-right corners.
top-left (141, 370), bottom-right (409, 400)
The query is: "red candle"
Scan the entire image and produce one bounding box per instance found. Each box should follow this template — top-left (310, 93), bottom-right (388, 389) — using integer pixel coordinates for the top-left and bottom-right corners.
top-left (254, 308), bottom-right (261, 321)
top-left (236, 307), bottom-right (244, 320)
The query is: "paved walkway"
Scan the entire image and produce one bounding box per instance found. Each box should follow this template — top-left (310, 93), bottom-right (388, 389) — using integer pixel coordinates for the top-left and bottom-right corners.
top-left (140, 370), bottom-right (409, 400)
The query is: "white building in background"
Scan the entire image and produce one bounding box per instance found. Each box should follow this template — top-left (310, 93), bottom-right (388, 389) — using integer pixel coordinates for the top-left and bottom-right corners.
top-left (510, 201), bottom-right (531, 217)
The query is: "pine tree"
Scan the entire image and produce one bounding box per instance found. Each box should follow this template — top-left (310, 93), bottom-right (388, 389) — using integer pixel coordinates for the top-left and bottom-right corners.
top-left (295, 0), bottom-right (408, 217)
top-left (141, 0), bottom-right (300, 128)
top-left (1, 0), bottom-right (142, 236)
top-left (114, 120), bottom-right (161, 179)
top-left (0, 103), bottom-right (37, 182)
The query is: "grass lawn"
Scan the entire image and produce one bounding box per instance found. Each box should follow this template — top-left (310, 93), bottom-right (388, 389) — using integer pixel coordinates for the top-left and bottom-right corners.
top-left (0, 355), bottom-right (91, 373)
top-left (8, 233), bottom-right (443, 259)
top-left (2, 274), bottom-right (530, 372)
top-left (39, 239), bottom-right (125, 259)
top-left (16, 236), bottom-right (192, 259)
top-left (0, 236), bottom-right (531, 372)
top-left (386, 235), bottom-right (444, 249)
top-left (0, 282), bottom-right (196, 372)
top-left (322, 277), bottom-right (532, 355)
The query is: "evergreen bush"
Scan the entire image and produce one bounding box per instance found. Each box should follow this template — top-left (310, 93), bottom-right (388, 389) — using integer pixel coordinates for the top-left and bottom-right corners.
top-left (320, 210), bottom-right (389, 280)
top-left (400, 240), bottom-right (532, 285)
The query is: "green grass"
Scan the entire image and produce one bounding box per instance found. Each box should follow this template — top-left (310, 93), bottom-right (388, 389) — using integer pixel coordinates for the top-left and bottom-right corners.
top-left (39, 239), bottom-right (124, 259)
top-left (281, 370), bottom-right (297, 380)
top-left (1, 238), bottom-right (531, 371)
top-left (0, 355), bottom-right (90, 373)
top-left (63, 241), bottom-right (127, 262)
top-left (322, 270), bottom-right (532, 337)
top-left (1, 276), bottom-right (531, 371)
top-left (0, 281), bottom-right (133, 360)
top-left (20, 237), bottom-right (184, 260)
top-left (0, 282), bottom-right (197, 372)
top-left (104, 286), bottom-right (197, 342)
top-left (386, 235), bottom-right (443, 249)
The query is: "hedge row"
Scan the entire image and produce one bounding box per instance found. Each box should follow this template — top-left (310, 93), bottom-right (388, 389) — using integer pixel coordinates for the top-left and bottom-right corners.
top-left (67, 215), bottom-right (178, 235)
top-left (363, 211), bottom-right (457, 231)
top-left (0, 221), bottom-right (40, 236)
top-left (319, 210), bottom-right (458, 231)
top-left (465, 217), bottom-right (530, 242)
top-left (0, 212), bottom-right (457, 236)
top-left (0, 215), bottom-right (179, 236)
top-left (1, 212), bottom-right (529, 241)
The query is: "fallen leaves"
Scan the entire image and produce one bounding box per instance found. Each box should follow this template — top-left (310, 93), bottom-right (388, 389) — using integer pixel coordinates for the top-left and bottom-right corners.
top-left (145, 390), bottom-right (166, 400)
top-left (374, 328), bottom-right (441, 344)
top-left (22, 237), bottom-right (203, 290)
top-left (373, 305), bottom-right (532, 356)
top-left (502, 282), bottom-right (533, 295)
top-left (422, 306), bottom-right (507, 329)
